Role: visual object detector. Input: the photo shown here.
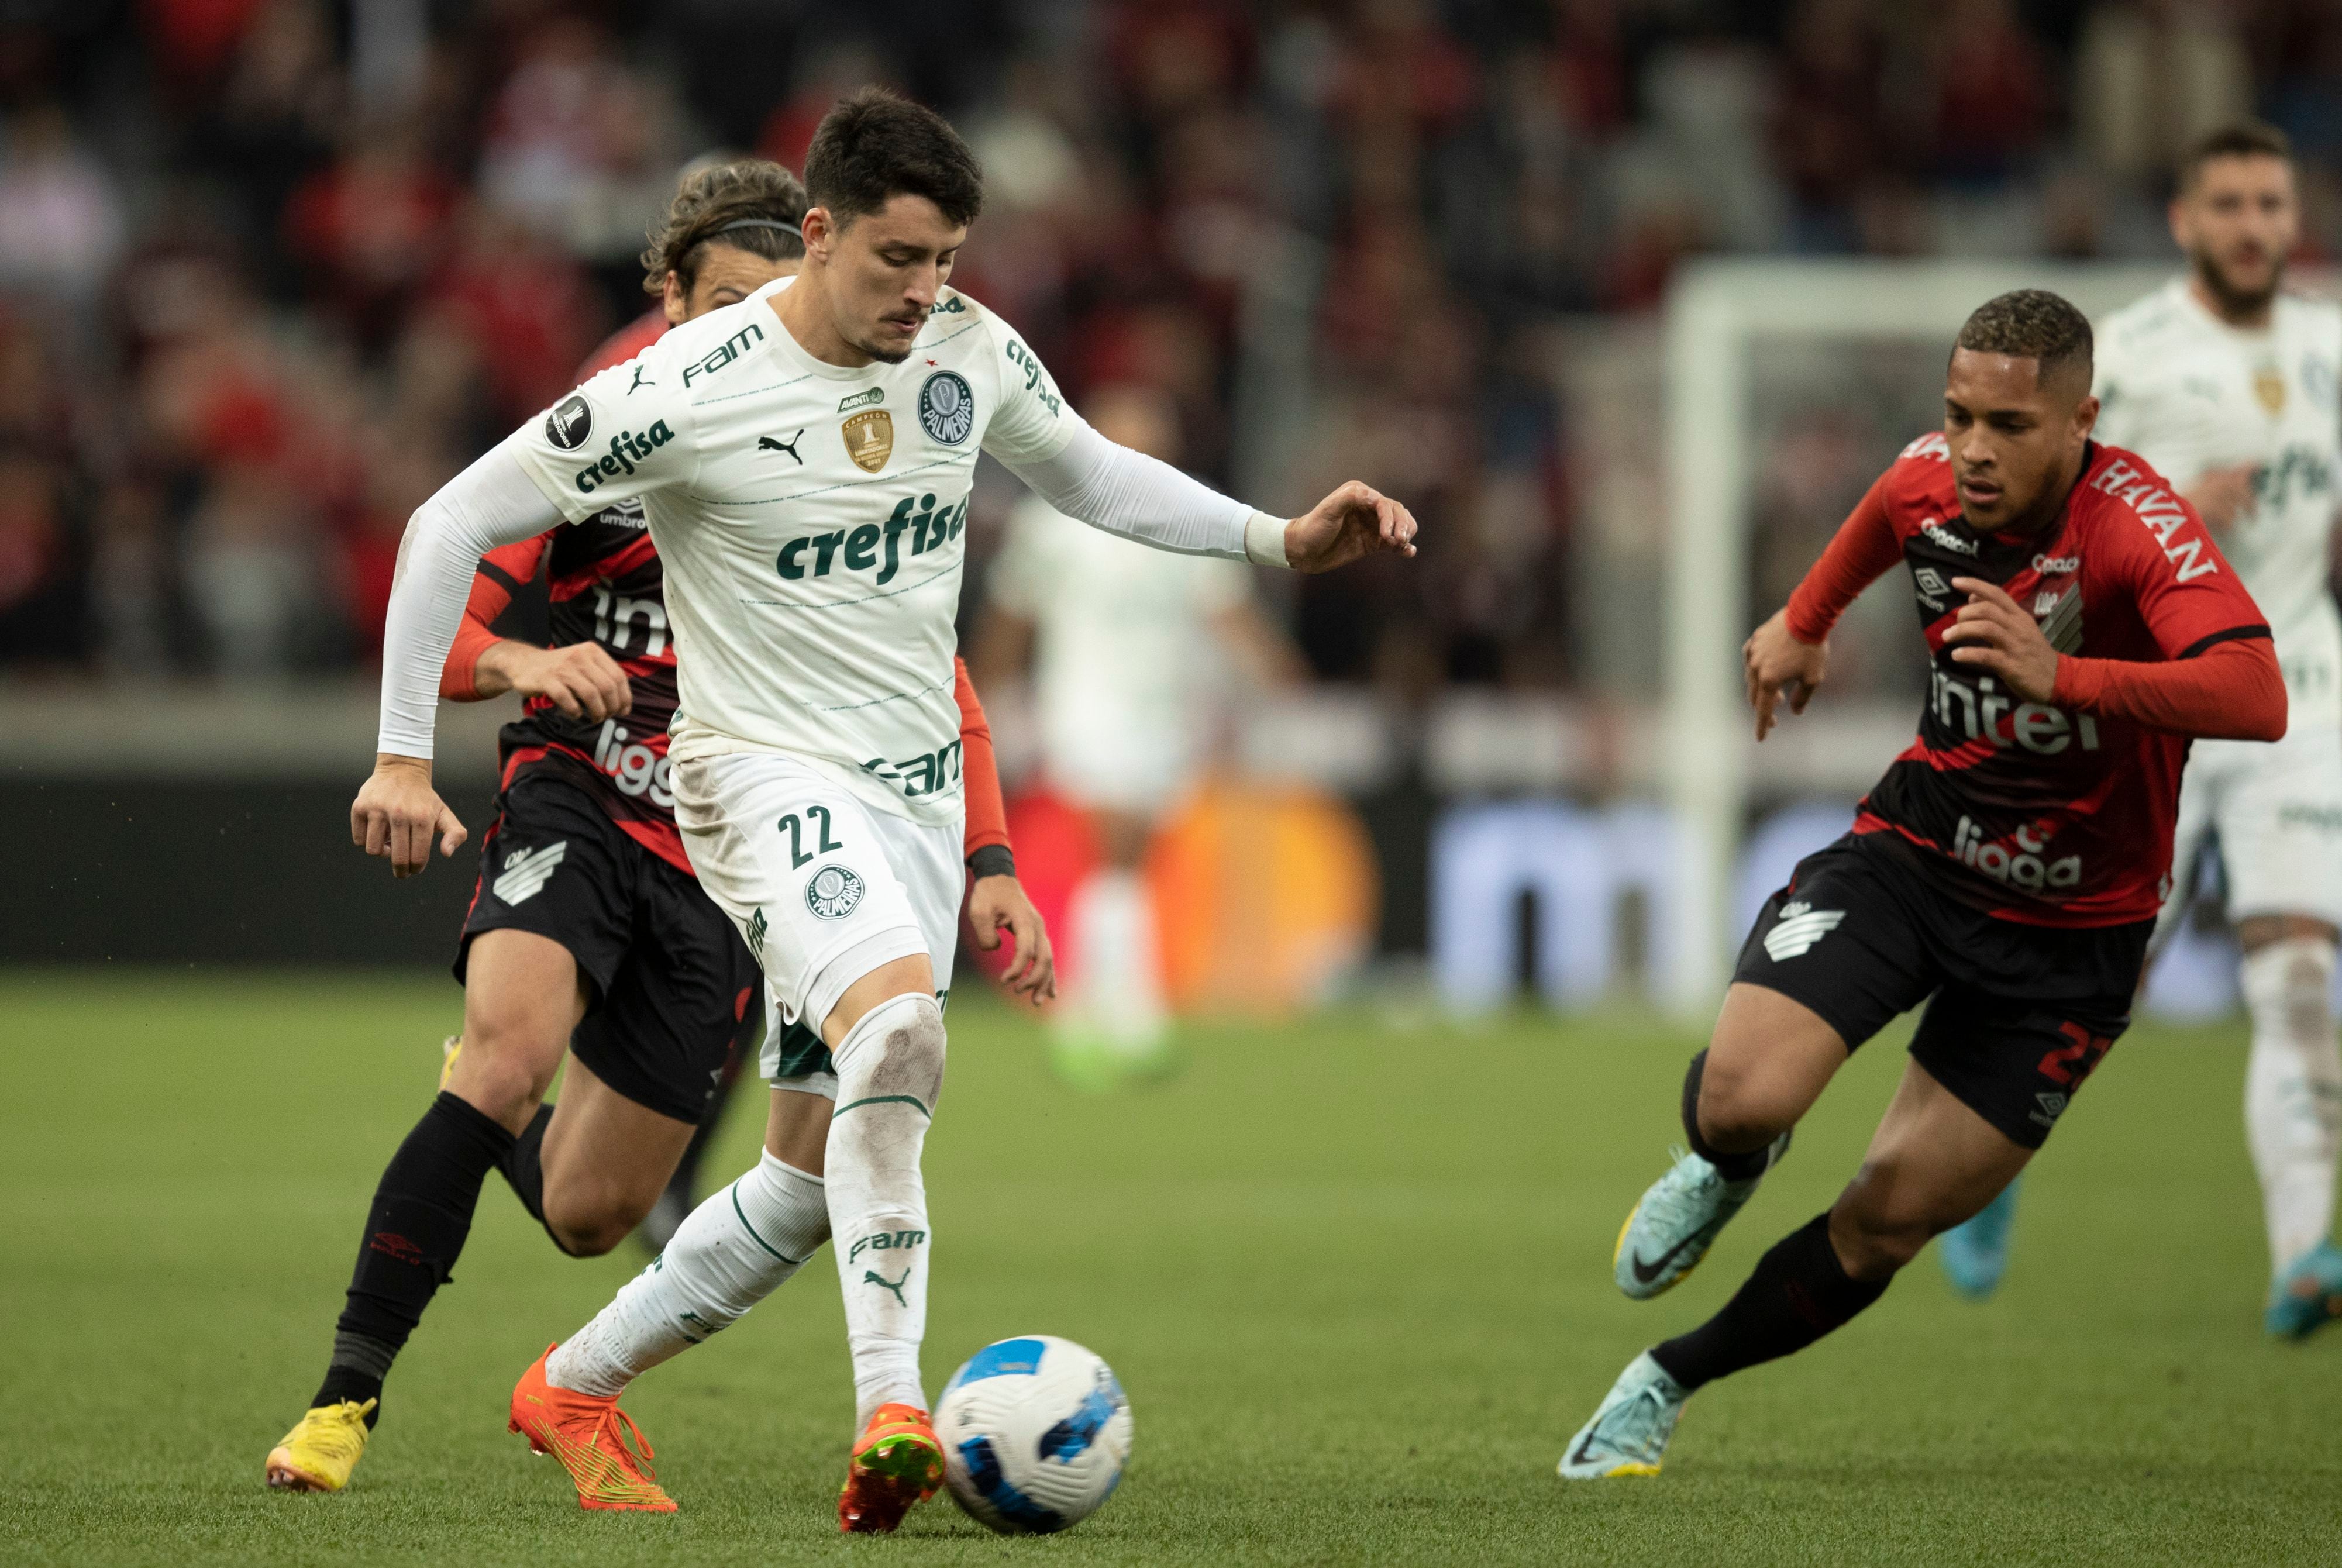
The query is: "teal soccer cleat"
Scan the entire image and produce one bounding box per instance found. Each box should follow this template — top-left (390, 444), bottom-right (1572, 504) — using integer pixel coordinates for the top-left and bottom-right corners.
top-left (1611, 1137), bottom-right (1788, 1300)
top-left (1558, 1353), bottom-right (1689, 1479)
top-left (1937, 1178), bottom-right (2021, 1300)
top-left (2266, 1241), bottom-right (2342, 1340)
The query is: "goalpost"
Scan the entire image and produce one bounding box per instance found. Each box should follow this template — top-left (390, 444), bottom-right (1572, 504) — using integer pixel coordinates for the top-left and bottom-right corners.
top-left (1661, 259), bottom-right (2186, 1019)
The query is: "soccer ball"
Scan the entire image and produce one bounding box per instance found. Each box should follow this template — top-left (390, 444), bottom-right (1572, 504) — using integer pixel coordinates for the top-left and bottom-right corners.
top-left (935, 1335), bottom-right (1133, 1534)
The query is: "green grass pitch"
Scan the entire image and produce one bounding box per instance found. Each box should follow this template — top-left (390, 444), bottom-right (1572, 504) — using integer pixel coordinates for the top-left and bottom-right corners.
top-left (3, 971), bottom-right (2336, 1566)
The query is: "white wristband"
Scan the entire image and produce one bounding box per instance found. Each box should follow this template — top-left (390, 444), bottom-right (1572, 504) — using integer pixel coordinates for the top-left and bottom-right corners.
top-left (1244, 511), bottom-right (1290, 568)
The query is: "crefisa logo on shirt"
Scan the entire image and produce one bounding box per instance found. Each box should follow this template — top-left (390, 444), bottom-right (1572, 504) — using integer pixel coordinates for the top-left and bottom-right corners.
top-left (918, 371), bottom-right (974, 444)
top-left (545, 394), bottom-right (593, 451)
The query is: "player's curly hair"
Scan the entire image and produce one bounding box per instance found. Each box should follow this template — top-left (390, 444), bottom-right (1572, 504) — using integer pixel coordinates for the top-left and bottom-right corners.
top-left (804, 87), bottom-right (983, 229)
top-left (639, 157), bottom-right (808, 297)
top-left (1955, 289), bottom-right (2094, 394)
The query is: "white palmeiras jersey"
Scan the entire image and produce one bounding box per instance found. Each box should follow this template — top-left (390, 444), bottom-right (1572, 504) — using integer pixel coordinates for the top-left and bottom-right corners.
top-left (2096, 279), bottom-right (2342, 723)
top-left (509, 277), bottom-right (1075, 828)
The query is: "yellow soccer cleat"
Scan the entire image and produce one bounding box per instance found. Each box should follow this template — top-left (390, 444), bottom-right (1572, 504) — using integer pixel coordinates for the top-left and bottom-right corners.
top-left (265, 1398), bottom-right (377, 1492)
top-left (838, 1402), bottom-right (944, 1533)
top-left (508, 1344), bottom-right (676, 1513)
top-left (439, 1035), bottom-right (463, 1091)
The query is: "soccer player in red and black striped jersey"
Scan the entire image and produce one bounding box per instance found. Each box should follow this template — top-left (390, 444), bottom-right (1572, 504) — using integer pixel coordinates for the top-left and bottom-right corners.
top-left (266, 158), bottom-right (1052, 1496)
top-left (1561, 290), bottom-right (2287, 1477)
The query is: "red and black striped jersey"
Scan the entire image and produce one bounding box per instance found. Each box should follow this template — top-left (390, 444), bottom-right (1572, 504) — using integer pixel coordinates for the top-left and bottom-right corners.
top-left (1798, 436), bottom-right (2272, 927)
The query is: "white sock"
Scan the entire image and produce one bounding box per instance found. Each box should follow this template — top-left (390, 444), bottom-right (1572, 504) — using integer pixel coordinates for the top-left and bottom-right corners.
top-left (2241, 937), bottom-right (2342, 1277)
top-left (1069, 868), bottom-right (1167, 1056)
top-left (827, 992), bottom-right (945, 1426)
top-left (547, 1151), bottom-right (829, 1398)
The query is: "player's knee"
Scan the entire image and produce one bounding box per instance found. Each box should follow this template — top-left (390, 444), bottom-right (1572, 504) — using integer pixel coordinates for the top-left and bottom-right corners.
top-left (541, 1184), bottom-right (648, 1257)
top-left (837, 992), bottom-right (947, 1109)
top-left (1694, 1053), bottom-right (1794, 1152)
top-left (2242, 935), bottom-right (2337, 1045)
top-left (456, 1008), bottom-right (568, 1113)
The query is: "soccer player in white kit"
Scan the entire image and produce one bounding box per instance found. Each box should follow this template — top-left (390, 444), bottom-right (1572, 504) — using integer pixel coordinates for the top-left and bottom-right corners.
top-left (978, 383), bottom-right (1300, 1085)
top-left (1938, 122), bottom-right (2342, 1336)
top-left (348, 89), bottom-right (1418, 1528)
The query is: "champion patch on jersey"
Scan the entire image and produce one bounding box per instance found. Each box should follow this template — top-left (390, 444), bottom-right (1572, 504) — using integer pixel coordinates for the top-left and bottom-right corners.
top-left (806, 864), bottom-right (866, 919)
top-left (843, 409), bottom-right (893, 473)
top-left (1763, 902), bottom-right (1845, 961)
top-left (492, 842), bottom-right (569, 905)
top-left (918, 370), bottom-right (974, 444)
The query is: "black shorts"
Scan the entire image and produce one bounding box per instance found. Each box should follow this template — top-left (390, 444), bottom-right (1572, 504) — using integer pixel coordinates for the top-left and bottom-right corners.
top-left (457, 774), bottom-right (762, 1124)
top-left (1732, 833), bottom-right (2150, 1149)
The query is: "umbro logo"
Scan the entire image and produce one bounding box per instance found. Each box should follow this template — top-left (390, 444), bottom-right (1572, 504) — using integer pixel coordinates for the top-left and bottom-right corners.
top-left (758, 430), bottom-right (805, 463)
top-left (2030, 1090), bottom-right (2069, 1128)
top-left (1913, 566), bottom-right (1949, 610)
top-left (1763, 904), bottom-right (1845, 961)
top-left (492, 841), bottom-right (569, 905)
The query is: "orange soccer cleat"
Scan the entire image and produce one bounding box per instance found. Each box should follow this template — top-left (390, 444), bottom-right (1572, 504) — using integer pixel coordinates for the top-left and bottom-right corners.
top-left (837, 1402), bottom-right (945, 1533)
top-left (507, 1343), bottom-right (676, 1513)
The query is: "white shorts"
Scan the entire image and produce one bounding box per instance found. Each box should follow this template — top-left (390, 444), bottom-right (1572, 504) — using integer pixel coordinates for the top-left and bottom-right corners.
top-left (2158, 723), bottom-right (2342, 940)
top-left (673, 751), bottom-right (963, 1083)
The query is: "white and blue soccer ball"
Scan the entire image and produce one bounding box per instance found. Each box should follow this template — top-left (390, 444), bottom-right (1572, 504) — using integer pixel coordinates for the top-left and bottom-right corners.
top-left (935, 1335), bottom-right (1133, 1534)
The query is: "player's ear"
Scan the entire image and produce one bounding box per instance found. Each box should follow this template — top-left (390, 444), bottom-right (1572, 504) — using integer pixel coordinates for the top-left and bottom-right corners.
top-left (662, 270), bottom-right (688, 327)
top-left (802, 207), bottom-right (835, 261)
top-left (2074, 393), bottom-right (2100, 442)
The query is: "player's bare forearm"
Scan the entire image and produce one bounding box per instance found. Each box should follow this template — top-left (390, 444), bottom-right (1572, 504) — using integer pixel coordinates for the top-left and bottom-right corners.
top-left (351, 754), bottom-right (467, 879)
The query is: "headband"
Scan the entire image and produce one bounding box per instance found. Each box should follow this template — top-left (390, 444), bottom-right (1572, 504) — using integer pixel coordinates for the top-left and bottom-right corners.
top-left (714, 218), bottom-right (800, 236)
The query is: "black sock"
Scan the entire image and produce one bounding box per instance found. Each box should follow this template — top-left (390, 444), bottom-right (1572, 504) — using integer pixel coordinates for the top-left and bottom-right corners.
top-left (312, 1092), bottom-right (515, 1416)
top-left (1680, 1049), bottom-right (1776, 1182)
top-left (1649, 1212), bottom-right (1889, 1391)
top-left (498, 1104), bottom-right (553, 1223)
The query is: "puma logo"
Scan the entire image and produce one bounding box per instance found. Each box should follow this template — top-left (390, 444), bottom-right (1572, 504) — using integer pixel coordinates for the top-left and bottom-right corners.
top-left (863, 1267), bottom-right (910, 1307)
top-left (759, 429), bottom-right (805, 462)
top-left (629, 363), bottom-right (654, 393)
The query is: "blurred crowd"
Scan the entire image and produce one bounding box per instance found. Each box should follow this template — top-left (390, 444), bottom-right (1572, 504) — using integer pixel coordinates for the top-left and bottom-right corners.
top-left (0, 0), bottom-right (2337, 690)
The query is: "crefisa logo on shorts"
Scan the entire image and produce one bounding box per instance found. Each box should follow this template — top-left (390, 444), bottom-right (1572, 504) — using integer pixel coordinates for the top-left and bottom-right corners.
top-left (806, 864), bottom-right (866, 920)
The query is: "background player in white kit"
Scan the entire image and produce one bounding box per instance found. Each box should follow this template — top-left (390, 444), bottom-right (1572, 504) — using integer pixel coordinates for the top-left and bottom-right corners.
top-left (1938, 123), bottom-right (2342, 1336)
top-left (348, 89), bottom-right (1417, 1529)
top-left (976, 382), bottom-right (1300, 1087)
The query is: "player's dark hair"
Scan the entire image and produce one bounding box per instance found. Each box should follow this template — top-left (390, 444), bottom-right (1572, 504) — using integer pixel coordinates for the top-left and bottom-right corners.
top-left (803, 86), bottom-right (983, 230)
top-left (1954, 289), bottom-right (2095, 397)
top-left (640, 157), bottom-right (808, 297)
top-left (2178, 119), bottom-right (2292, 192)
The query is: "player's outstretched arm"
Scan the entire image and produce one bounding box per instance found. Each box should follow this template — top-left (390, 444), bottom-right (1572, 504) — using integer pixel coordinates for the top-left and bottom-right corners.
top-left (1752, 469), bottom-right (1902, 740)
top-left (361, 443), bottom-right (567, 877)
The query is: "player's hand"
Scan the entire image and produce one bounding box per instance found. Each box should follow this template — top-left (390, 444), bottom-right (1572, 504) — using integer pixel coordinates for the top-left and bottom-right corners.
top-left (1943, 577), bottom-right (2058, 703)
top-left (1282, 481), bottom-right (1419, 573)
top-left (1743, 608), bottom-right (1828, 742)
top-left (2183, 463), bottom-right (2260, 534)
top-left (969, 874), bottom-right (1056, 1005)
top-left (351, 754), bottom-right (467, 878)
top-left (482, 640), bottom-right (633, 721)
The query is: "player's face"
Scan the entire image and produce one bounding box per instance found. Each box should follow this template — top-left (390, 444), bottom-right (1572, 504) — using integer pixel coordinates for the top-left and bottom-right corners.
top-left (2173, 154), bottom-right (2297, 315)
top-left (1943, 348), bottom-right (2098, 533)
top-left (666, 243), bottom-right (796, 326)
top-left (805, 194), bottom-right (966, 364)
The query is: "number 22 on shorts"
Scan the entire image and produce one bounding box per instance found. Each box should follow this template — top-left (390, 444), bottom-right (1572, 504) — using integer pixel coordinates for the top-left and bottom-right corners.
top-left (778, 806), bottom-right (845, 869)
